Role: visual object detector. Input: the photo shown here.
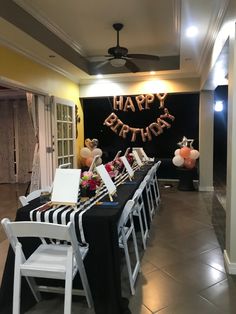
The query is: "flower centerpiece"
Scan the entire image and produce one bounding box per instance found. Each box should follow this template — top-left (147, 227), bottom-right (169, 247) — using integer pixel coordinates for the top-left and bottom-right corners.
top-left (126, 153), bottom-right (134, 167)
top-left (80, 171), bottom-right (101, 197)
top-left (105, 162), bottom-right (117, 179)
top-left (113, 158), bottom-right (124, 172)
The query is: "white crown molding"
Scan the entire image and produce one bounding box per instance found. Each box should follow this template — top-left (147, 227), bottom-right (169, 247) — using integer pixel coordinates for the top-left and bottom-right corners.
top-left (173, 0), bottom-right (181, 41)
top-left (13, 0), bottom-right (86, 57)
top-left (196, 0), bottom-right (230, 75)
top-left (0, 36), bottom-right (81, 84)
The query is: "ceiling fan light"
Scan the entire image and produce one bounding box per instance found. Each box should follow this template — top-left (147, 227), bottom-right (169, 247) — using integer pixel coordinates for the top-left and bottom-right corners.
top-left (110, 58), bottom-right (126, 67)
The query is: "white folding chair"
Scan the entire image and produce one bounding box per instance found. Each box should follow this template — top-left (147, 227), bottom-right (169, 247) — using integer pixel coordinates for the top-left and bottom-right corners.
top-left (117, 199), bottom-right (140, 295)
top-left (132, 188), bottom-right (149, 250)
top-left (19, 189), bottom-right (43, 207)
top-left (1, 218), bottom-right (93, 314)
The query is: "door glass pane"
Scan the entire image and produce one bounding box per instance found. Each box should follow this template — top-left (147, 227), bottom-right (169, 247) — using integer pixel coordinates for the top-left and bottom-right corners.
top-left (57, 122), bottom-right (62, 138)
top-left (63, 105), bottom-right (67, 121)
top-left (68, 107), bottom-right (72, 122)
top-left (64, 141), bottom-right (68, 155)
top-left (58, 141), bottom-right (63, 156)
top-left (63, 123), bottom-right (68, 138)
top-left (69, 157), bottom-right (74, 165)
top-left (69, 140), bottom-right (73, 154)
top-left (57, 104), bottom-right (62, 120)
top-left (58, 158), bottom-right (63, 166)
top-left (68, 123), bottom-right (72, 138)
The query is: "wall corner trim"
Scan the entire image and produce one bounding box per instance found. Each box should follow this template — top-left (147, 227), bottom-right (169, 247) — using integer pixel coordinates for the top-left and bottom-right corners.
top-left (198, 185), bottom-right (214, 191)
top-left (224, 250), bottom-right (236, 274)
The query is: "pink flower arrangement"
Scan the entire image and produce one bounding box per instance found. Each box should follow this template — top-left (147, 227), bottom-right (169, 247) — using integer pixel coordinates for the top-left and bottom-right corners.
top-left (126, 153), bottom-right (134, 166)
top-left (112, 158), bottom-right (124, 172)
top-left (80, 171), bottom-right (101, 191)
top-left (105, 162), bottom-right (117, 178)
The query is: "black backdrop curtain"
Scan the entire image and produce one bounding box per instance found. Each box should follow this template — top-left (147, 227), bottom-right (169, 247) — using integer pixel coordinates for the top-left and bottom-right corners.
top-left (82, 93), bottom-right (199, 163)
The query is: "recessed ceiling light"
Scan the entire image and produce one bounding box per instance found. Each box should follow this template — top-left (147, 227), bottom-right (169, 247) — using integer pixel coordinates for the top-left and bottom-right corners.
top-left (96, 74), bottom-right (103, 79)
top-left (186, 26), bottom-right (198, 38)
top-left (150, 71), bottom-right (156, 75)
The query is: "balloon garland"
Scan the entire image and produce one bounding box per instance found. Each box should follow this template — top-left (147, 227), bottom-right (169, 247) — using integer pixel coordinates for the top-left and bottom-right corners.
top-left (104, 94), bottom-right (175, 142)
top-left (172, 136), bottom-right (199, 169)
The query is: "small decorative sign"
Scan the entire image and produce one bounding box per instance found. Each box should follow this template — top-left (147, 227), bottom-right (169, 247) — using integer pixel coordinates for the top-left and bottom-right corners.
top-left (51, 169), bottom-right (81, 206)
top-left (96, 164), bottom-right (117, 199)
top-left (132, 150), bottom-right (143, 167)
top-left (120, 156), bottom-right (134, 179)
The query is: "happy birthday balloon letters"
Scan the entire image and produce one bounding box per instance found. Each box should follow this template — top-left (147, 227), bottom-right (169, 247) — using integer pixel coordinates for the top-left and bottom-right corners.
top-left (104, 94), bottom-right (175, 142)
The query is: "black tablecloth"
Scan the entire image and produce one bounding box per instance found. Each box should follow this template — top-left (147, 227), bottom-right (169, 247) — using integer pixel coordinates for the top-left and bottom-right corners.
top-left (0, 165), bottom-right (152, 314)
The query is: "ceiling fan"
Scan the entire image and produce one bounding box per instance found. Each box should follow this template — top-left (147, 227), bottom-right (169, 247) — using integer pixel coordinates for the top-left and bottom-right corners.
top-left (92, 23), bottom-right (160, 73)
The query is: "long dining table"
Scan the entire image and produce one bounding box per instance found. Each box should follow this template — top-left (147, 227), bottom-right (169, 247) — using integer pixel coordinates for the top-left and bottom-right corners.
top-left (0, 164), bottom-right (153, 314)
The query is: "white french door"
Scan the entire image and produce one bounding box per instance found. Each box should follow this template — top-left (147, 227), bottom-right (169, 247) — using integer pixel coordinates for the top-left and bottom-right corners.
top-left (51, 97), bottom-right (76, 172)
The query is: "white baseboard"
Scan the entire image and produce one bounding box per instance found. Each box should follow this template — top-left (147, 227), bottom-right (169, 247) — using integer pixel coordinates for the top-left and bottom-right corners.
top-left (159, 178), bottom-right (178, 182)
top-left (224, 250), bottom-right (236, 274)
top-left (198, 186), bottom-right (214, 192)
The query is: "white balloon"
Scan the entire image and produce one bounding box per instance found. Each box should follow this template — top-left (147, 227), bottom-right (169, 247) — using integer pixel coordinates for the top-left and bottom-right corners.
top-left (96, 157), bottom-right (102, 166)
top-left (174, 149), bottom-right (180, 156)
top-left (92, 148), bottom-right (103, 157)
top-left (189, 149), bottom-right (200, 160)
top-left (172, 155), bottom-right (184, 167)
top-left (80, 147), bottom-right (92, 158)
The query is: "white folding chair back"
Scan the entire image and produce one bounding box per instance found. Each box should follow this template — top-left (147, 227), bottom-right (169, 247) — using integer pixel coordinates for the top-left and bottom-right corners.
top-left (147, 161), bottom-right (161, 210)
top-left (132, 188), bottom-right (149, 250)
top-left (142, 175), bottom-right (155, 221)
top-left (18, 189), bottom-right (43, 207)
top-left (113, 150), bottom-right (122, 160)
top-left (151, 160), bottom-right (161, 206)
top-left (59, 163), bottom-right (72, 169)
top-left (117, 199), bottom-right (140, 295)
top-left (147, 167), bottom-right (159, 208)
top-left (1, 218), bottom-right (93, 314)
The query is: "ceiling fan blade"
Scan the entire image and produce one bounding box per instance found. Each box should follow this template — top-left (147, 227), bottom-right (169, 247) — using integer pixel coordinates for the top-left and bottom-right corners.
top-left (88, 56), bottom-right (108, 62)
top-left (95, 60), bottom-right (110, 69)
top-left (126, 53), bottom-right (160, 61)
top-left (125, 59), bottom-right (140, 73)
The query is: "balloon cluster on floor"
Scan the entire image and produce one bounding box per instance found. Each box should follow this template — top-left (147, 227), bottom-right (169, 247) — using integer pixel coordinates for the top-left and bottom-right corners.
top-left (80, 138), bottom-right (103, 167)
top-left (172, 136), bottom-right (199, 169)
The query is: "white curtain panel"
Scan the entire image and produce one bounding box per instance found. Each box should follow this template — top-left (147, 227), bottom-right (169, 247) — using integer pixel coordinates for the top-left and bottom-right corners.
top-left (0, 100), bottom-right (15, 183)
top-left (26, 93), bottom-right (40, 192)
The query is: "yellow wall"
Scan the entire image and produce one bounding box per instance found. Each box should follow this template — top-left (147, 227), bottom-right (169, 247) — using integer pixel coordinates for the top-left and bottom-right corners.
top-left (79, 77), bottom-right (201, 98)
top-left (0, 45), bottom-right (84, 165)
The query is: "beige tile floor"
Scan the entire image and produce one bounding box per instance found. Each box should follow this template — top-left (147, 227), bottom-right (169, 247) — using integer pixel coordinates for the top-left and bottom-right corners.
top-left (1, 180), bottom-right (236, 314)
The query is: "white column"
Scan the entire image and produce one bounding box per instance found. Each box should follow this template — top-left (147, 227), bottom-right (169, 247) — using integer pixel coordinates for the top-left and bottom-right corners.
top-left (198, 90), bottom-right (214, 191)
top-left (224, 22), bottom-right (236, 274)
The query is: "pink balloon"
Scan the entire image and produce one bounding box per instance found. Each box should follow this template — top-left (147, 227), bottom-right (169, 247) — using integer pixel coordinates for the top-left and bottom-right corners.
top-left (180, 146), bottom-right (191, 158)
top-left (85, 157), bottom-right (93, 167)
top-left (184, 158), bottom-right (196, 169)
